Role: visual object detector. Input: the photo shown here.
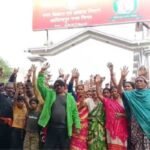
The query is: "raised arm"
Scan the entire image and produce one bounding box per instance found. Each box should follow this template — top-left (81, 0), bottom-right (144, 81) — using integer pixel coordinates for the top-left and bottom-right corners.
top-left (8, 68), bottom-right (19, 82)
top-left (118, 66), bottom-right (129, 94)
top-left (89, 74), bottom-right (94, 88)
top-left (45, 71), bottom-right (52, 87)
top-left (13, 85), bottom-right (19, 102)
top-left (31, 64), bottom-right (44, 105)
top-left (24, 68), bottom-right (33, 88)
top-left (95, 74), bottom-right (105, 102)
top-left (107, 62), bottom-right (118, 88)
top-left (23, 85), bottom-right (30, 110)
top-left (58, 68), bottom-right (65, 80)
top-left (74, 69), bottom-right (79, 90)
top-left (68, 68), bottom-right (79, 99)
top-left (37, 63), bottom-right (50, 99)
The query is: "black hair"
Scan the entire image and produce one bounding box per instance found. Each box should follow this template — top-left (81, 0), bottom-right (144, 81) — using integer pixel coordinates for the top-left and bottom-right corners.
top-left (110, 86), bottom-right (118, 92)
top-left (53, 80), bottom-right (65, 88)
top-left (103, 87), bottom-right (111, 93)
top-left (17, 95), bottom-right (25, 101)
top-left (123, 81), bottom-right (135, 89)
top-left (29, 98), bottom-right (39, 105)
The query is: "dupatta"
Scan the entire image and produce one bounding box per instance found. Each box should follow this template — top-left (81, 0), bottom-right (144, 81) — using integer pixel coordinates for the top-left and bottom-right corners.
top-left (124, 89), bottom-right (150, 139)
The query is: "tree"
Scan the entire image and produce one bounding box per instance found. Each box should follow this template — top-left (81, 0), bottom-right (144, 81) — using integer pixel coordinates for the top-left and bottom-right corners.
top-left (0, 57), bottom-right (12, 83)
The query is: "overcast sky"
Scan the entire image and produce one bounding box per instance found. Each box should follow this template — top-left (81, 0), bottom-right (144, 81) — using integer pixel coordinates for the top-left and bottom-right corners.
top-left (0, 0), bottom-right (146, 83)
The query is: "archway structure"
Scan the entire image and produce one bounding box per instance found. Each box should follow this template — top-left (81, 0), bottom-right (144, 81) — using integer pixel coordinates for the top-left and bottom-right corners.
top-left (27, 28), bottom-right (150, 78)
top-left (27, 28), bottom-right (150, 56)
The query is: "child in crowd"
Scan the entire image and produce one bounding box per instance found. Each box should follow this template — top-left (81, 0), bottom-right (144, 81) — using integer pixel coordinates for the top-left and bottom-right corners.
top-left (23, 64), bottom-right (44, 150)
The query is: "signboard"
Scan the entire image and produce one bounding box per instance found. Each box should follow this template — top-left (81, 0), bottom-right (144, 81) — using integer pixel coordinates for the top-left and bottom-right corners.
top-left (33, 0), bottom-right (150, 30)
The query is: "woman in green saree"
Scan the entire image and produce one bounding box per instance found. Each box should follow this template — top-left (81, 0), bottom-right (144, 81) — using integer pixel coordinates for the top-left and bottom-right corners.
top-left (88, 88), bottom-right (108, 150)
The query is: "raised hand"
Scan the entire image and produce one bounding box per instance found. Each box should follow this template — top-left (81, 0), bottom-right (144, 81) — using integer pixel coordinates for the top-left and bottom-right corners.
top-left (89, 74), bottom-right (94, 86)
top-left (58, 68), bottom-right (64, 78)
top-left (27, 68), bottom-right (32, 78)
top-left (31, 64), bottom-right (37, 73)
top-left (138, 66), bottom-right (148, 78)
top-left (13, 67), bottom-right (19, 74)
top-left (64, 74), bottom-right (70, 82)
top-left (84, 80), bottom-right (90, 92)
top-left (121, 66), bottom-right (129, 79)
top-left (95, 74), bottom-right (105, 84)
top-left (75, 70), bottom-right (80, 80)
top-left (107, 62), bottom-right (113, 72)
top-left (95, 74), bottom-right (105, 101)
top-left (40, 63), bottom-right (50, 73)
top-left (72, 68), bottom-right (79, 79)
top-left (79, 80), bottom-right (83, 84)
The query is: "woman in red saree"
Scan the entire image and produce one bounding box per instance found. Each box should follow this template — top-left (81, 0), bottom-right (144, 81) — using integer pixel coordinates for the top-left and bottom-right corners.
top-left (70, 84), bottom-right (88, 150)
top-left (95, 75), bottom-right (128, 150)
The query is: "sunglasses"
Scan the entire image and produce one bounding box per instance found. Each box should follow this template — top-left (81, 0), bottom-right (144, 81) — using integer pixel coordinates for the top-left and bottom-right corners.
top-left (54, 84), bottom-right (64, 88)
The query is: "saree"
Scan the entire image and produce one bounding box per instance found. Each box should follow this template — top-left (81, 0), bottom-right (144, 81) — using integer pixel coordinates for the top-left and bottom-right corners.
top-left (104, 98), bottom-right (128, 150)
top-left (88, 102), bottom-right (107, 150)
top-left (70, 101), bottom-right (88, 150)
top-left (124, 89), bottom-right (150, 139)
top-left (123, 89), bottom-right (150, 149)
top-left (130, 115), bottom-right (150, 150)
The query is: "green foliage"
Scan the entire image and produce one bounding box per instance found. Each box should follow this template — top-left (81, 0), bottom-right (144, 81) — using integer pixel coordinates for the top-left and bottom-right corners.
top-left (0, 57), bottom-right (12, 83)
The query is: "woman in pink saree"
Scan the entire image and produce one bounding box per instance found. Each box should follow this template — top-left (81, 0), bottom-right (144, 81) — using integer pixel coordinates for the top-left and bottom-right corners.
top-left (95, 75), bottom-right (128, 150)
top-left (70, 84), bottom-right (88, 150)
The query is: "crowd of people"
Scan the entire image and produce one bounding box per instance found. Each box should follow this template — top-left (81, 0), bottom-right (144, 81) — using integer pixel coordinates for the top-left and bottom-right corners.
top-left (0, 62), bottom-right (150, 150)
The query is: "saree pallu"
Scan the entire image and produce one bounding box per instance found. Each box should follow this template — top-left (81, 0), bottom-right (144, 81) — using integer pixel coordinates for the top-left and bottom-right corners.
top-left (88, 102), bottom-right (107, 150)
top-left (104, 98), bottom-right (128, 150)
top-left (70, 103), bottom-right (88, 150)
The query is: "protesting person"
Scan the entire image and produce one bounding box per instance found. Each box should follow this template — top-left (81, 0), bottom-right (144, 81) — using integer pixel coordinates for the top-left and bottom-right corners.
top-left (37, 63), bottom-right (81, 150)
